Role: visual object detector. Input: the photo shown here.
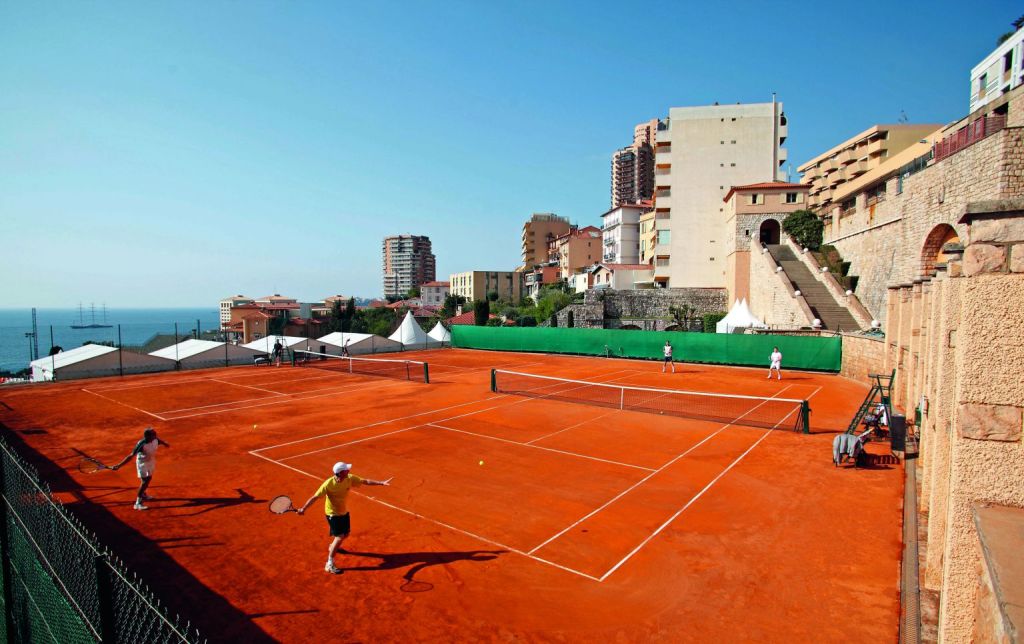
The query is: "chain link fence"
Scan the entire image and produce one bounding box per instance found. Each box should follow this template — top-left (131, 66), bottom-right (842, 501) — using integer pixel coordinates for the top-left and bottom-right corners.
top-left (0, 439), bottom-right (204, 643)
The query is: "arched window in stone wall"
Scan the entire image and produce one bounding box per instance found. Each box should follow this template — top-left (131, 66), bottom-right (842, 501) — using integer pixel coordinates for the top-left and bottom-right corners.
top-left (758, 219), bottom-right (781, 245)
top-left (920, 224), bottom-right (960, 276)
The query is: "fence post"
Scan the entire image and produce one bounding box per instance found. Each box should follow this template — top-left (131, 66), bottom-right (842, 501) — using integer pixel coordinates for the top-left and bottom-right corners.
top-left (94, 553), bottom-right (118, 642)
top-left (801, 400), bottom-right (811, 434)
top-left (118, 325), bottom-right (124, 377)
top-left (0, 445), bottom-right (20, 642)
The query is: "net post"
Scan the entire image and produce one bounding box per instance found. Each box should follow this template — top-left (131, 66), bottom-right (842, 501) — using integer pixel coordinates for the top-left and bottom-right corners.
top-left (490, 369), bottom-right (497, 392)
top-left (800, 400), bottom-right (811, 434)
top-left (94, 552), bottom-right (118, 642)
top-left (423, 362), bottom-right (430, 384)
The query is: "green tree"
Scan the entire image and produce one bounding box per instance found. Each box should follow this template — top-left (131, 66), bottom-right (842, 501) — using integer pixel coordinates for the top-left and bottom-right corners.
top-left (326, 300), bottom-right (344, 333)
top-left (487, 291), bottom-right (499, 302)
top-left (782, 209), bottom-right (824, 251)
top-left (669, 304), bottom-right (695, 331)
top-left (350, 307), bottom-right (396, 336)
top-left (407, 286), bottom-right (420, 298)
top-left (440, 294), bottom-right (466, 319)
top-left (473, 299), bottom-right (490, 326)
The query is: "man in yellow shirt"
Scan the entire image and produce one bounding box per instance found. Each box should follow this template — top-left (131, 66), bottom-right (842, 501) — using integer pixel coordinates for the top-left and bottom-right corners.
top-left (297, 461), bottom-right (390, 574)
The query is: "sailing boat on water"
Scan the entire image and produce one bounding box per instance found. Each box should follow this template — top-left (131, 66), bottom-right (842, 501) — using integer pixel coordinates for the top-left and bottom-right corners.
top-left (71, 303), bottom-right (113, 329)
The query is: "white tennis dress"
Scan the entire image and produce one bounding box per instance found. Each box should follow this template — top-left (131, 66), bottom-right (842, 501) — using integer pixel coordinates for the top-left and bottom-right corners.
top-left (134, 438), bottom-right (159, 479)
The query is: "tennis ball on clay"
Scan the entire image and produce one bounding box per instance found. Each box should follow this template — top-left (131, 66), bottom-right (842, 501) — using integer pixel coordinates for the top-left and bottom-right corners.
top-left (253, 424), bottom-right (258, 430)
top-left (478, 460), bottom-right (484, 466)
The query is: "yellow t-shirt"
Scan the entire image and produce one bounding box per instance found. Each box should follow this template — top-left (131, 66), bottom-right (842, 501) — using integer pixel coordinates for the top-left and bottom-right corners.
top-left (315, 474), bottom-right (364, 516)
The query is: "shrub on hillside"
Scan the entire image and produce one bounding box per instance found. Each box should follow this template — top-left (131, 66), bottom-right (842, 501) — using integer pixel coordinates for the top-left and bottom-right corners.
top-left (702, 312), bottom-right (727, 333)
top-left (473, 300), bottom-right (490, 326)
top-left (782, 209), bottom-right (823, 251)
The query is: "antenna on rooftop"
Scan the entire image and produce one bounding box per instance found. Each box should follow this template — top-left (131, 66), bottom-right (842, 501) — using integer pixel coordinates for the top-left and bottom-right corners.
top-left (898, 110), bottom-right (908, 124)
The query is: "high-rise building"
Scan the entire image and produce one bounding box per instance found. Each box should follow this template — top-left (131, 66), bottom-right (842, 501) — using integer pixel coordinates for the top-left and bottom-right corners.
top-left (520, 213), bottom-right (570, 270)
top-left (610, 119), bottom-right (658, 209)
top-left (649, 101), bottom-right (788, 288)
top-left (382, 234), bottom-right (436, 299)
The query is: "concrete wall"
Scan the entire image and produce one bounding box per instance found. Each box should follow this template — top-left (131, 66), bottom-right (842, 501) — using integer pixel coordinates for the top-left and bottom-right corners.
top-left (887, 212), bottom-right (1024, 642)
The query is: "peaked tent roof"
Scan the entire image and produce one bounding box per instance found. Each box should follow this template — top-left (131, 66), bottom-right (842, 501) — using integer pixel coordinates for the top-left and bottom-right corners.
top-left (30, 344), bottom-right (117, 370)
top-left (242, 335), bottom-right (317, 353)
top-left (715, 298), bottom-right (766, 334)
top-left (388, 311), bottom-right (440, 346)
top-left (427, 322), bottom-right (451, 342)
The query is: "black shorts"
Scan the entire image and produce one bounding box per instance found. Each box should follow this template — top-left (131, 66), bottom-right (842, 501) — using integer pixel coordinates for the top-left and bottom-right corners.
top-left (326, 513), bottom-right (351, 537)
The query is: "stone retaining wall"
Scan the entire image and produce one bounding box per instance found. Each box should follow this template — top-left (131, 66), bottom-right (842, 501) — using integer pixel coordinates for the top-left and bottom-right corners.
top-left (553, 288), bottom-right (727, 330)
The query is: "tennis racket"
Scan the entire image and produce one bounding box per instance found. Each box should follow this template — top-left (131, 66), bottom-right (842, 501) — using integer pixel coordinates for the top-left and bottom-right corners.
top-left (268, 495), bottom-right (297, 514)
top-left (78, 457), bottom-right (110, 474)
top-left (382, 477), bottom-right (393, 486)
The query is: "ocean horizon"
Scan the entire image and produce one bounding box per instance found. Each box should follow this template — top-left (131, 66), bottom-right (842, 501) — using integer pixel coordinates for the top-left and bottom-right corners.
top-left (0, 307), bottom-right (220, 373)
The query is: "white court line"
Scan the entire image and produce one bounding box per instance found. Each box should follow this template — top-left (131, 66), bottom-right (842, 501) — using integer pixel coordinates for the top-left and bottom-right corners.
top-left (162, 379), bottom-right (412, 420)
top-left (526, 385), bottom-right (795, 556)
top-left (207, 378), bottom-right (288, 396)
top-left (81, 388), bottom-right (167, 421)
top-left (526, 408), bottom-right (621, 445)
top-left (428, 423), bottom-right (655, 472)
top-left (82, 369), bottom-right (350, 394)
top-left (597, 385), bottom-right (822, 581)
top-left (247, 451), bottom-right (601, 582)
top-left (257, 367), bottom-right (639, 457)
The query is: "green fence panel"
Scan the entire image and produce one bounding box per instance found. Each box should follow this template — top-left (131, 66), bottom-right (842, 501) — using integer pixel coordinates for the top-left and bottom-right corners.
top-left (451, 326), bottom-right (842, 372)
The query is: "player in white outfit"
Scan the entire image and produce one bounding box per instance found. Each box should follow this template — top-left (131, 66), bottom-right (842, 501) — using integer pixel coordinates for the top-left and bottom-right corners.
top-left (113, 427), bottom-right (170, 510)
top-left (768, 347), bottom-right (783, 380)
top-left (662, 341), bottom-right (675, 373)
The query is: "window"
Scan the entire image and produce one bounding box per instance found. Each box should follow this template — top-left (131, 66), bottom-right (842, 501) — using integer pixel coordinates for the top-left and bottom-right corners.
top-left (978, 73), bottom-right (988, 97)
top-left (730, 163), bottom-right (736, 167)
top-left (731, 140), bottom-right (736, 144)
top-left (785, 192), bottom-right (799, 203)
top-left (748, 194), bottom-right (764, 205)
top-left (657, 230), bottom-right (671, 245)
top-left (1004, 51), bottom-right (1013, 73)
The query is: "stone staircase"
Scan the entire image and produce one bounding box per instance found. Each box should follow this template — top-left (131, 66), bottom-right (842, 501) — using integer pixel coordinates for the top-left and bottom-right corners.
top-left (766, 244), bottom-right (861, 331)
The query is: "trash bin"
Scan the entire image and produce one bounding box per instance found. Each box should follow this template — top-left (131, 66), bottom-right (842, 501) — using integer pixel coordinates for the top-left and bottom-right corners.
top-left (890, 414), bottom-right (906, 452)
top-left (319, 345), bottom-right (327, 359)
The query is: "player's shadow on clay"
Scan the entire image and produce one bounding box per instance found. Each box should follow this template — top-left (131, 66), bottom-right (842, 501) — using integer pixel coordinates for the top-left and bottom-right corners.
top-left (340, 549), bottom-right (506, 591)
top-left (153, 488), bottom-right (264, 516)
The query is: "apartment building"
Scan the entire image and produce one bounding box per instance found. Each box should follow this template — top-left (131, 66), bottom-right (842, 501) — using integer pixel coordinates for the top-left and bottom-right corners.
top-left (551, 225), bottom-right (602, 280)
top-left (520, 213), bottom-right (571, 270)
top-left (652, 101), bottom-right (788, 288)
top-left (382, 234), bottom-right (436, 299)
top-left (601, 202), bottom-right (649, 265)
top-left (721, 182), bottom-right (809, 305)
top-left (798, 124), bottom-right (942, 213)
top-left (610, 119), bottom-right (658, 209)
top-left (219, 295), bottom-right (253, 329)
top-left (449, 271), bottom-right (525, 303)
top-left (970, 25), bottom-right (1023, 113)
top-left (419, 281), bottom-right (450, 307)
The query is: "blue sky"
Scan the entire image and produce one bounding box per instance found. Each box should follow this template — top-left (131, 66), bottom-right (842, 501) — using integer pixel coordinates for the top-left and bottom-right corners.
top-left (0, 1), bottom-right (1015, 306)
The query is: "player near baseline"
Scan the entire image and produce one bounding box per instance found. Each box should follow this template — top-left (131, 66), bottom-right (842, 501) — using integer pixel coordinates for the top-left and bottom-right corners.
top-left (296, 461), bottom-right (391, 574)
top-left (767, 346), bottom-right (783, 380)
top-left (111, 427), bottom-right (170, 510)
top-left (662, 340), bottom-right (675, 374)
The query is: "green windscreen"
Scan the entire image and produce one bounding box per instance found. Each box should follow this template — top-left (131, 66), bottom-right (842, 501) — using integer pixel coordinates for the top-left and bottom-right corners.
top-left (451, 326), bottom-right (841, 371)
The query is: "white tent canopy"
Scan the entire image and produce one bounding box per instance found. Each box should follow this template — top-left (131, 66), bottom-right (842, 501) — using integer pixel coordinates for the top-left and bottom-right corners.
top-left (427, 322), bottom-right (451, 344)
top-left (389, 311), bottom-right (441, 347)
top-left (316, 332), bottom-right (401, 356)
top-left (150, 339), bottom-right (263, 368)
top-left (715, 298), bottom-right (766, 334)
top-left (30, 345), bottom-right (174, 382)
top-left (242, 335), bottom-right (317, 354)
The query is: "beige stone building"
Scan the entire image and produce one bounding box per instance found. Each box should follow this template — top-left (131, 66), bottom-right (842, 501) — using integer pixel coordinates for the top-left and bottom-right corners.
top-left (520, 213), bottom-right (570, 270)
top-left (798, 124), bottom-right (942, 213)
top-left (219, 295), bottom-right (253, 329)
top-left (652, 101), bottom-right (788, 288)
top-left (382, 234), bottom-right (436, 299)
top-left (449, 270), bottom-right (525, 303)
top-left (721, 182), bottom-right (808, 306)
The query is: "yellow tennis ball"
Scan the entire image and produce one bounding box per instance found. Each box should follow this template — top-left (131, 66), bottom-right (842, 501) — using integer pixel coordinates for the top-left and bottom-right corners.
top-left (253, 424), bottom-right (258, 430)
top-left (478, 460), bottom-right (484, 466)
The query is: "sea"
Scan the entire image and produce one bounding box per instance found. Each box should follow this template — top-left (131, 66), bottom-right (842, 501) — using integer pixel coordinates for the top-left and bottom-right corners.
top-left (0, 308), bottom-right (220, 374)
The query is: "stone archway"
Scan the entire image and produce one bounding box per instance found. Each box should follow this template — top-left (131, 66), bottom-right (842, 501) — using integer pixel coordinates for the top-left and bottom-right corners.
top-left (759, 219), bottom-right (781, 245)
top-left (619, 324), bottom-right (641, 330)
top-left (920, 224), bottom-right (960, 276)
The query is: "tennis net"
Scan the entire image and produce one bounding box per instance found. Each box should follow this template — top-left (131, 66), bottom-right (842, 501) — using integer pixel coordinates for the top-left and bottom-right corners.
top-left (293, 350), bottom-right (429, 383)
top-left (491, 369), bottom-right (809, 432)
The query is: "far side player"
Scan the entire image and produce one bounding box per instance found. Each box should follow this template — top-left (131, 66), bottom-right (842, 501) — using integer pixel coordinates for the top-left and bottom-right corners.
top-left (767, 346), bottom-right (783, 380)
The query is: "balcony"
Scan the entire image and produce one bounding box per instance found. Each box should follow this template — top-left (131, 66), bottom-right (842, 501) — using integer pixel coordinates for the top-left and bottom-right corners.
top-left (849, 159), bottom-right (870, 176)
top-left (866, 139), bottom-right (885, 156)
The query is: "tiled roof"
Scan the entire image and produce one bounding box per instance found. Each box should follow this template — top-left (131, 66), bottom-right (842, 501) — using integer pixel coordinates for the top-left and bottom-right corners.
top-left (447, 311), bottom-right (498, 325)
top-left (599, 263), bottom-right (652, 271)
top-left (421, 281), bottom-right (450, 287)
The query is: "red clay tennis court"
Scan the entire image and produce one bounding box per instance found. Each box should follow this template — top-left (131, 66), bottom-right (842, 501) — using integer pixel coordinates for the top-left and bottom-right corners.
top-left (0, 348), bottom-right (902, 641)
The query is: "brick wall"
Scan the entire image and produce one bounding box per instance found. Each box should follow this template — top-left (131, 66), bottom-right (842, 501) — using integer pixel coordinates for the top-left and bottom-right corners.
top-left (553, 288), bottom-right (727, 329)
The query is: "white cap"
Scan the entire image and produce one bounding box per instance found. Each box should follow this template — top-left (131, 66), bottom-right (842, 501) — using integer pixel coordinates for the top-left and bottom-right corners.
top-left (332, 462), bottom-right (351, 474)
